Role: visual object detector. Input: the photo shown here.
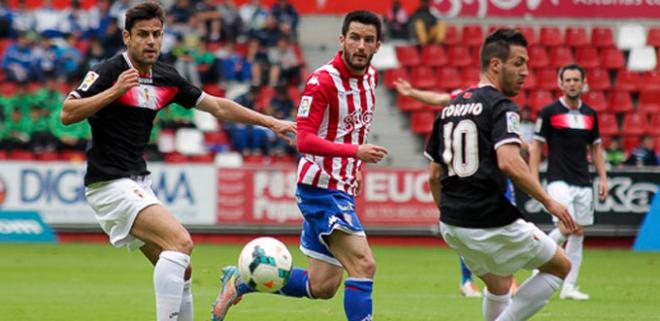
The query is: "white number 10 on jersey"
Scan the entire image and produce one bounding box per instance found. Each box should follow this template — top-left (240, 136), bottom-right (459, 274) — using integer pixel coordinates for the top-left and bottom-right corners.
top-left (442, 120), bottom-right (479, 177)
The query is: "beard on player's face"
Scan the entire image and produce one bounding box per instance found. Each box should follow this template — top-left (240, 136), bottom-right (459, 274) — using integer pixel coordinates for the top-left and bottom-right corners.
top-left (343, 47), bottom-right (372, 71)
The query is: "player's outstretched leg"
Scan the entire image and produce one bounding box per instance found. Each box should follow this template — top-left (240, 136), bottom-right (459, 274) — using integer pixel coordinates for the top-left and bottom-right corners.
top-left (212, 266), bottom-right (245, 321)
top-left (459, 256), bottom-right (482, 297)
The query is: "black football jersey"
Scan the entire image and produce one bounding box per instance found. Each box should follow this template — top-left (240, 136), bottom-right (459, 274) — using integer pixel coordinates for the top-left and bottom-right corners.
top-left (70, 52), bottom-right (204, 186)
top-left (534, 98), bottom-right (600, 187)
top-left (425, 85), bottom-right (523, 228)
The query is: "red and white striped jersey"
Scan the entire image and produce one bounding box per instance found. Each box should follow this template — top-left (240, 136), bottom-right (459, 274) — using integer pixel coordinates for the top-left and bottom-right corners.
top-left (296, 51), bottom-right (378, 195)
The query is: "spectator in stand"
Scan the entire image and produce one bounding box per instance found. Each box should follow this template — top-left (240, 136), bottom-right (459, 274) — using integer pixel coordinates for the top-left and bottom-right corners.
top-left (267, 85), bottom-right (296, 156)
top-left (170, 0), bottom-right (194, 25)
top-left (215, 41), bottom-right (247, 83)
top-left (28, 104), bottom-right (58, 153)
top-left (254, 14), bottom-right (283, 47)
top-left (246, 37), bottom-right (270, 86)
top-left (193, 41), bottom-right (221, 84)
top-left (409, 0), bottom-right (445, 46)
top-left (240, 0), bottom-right (269, 40)
top-left (271, 0), bottom-right (298, 40)
top-left (49, 108), bottom-right (90, 151)
top-left (100, 17), bottom-right (124, 58)
top-left (605, 136), bottom-right (626, 168)
top-left (32, 36), bottom-right (61, 83)
top-left (158, 103), bottom-right (195, 129)
top-left (87, 0), bottom-right (113, 40)
top-left (108, 0), bottom-right (131, 29)
top-left (267, 35), bottom-right (301, 87)
top-left (225, 85), bottom-right (270, 155)
top-left (81, 36), bottom-right (105, 71)
top-left (625, 135), bottom-right (658, 167)
top-left (2, 32), bottom-right (34, 83)
top-left (172, 35), bottom-right (202, 87)
top-left (34, 0), bottom-right (67, 38)
top-left (384, 0), bottom-right (409, 40)
top-left (4, 107), bottom-right (32, 151)
top-left (0, 0), bottom-right (13, 38)
top-left (196, 0), bottom-right (222, 42)
top-left (218, 0), bottom-right (242, 42)
top-left (59, 33), bottom-right (83, 82)
top-left (34, 76), bottom-right (64, 115)
top-left (11, 0), bottom-right (35, 36)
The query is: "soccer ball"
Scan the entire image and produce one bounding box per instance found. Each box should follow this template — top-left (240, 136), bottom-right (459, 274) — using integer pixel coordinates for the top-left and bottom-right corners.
top-left (238, 237), bottom-right (293, 292)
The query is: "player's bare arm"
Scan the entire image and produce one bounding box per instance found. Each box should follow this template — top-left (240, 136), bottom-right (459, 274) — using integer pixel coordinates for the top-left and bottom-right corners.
top-left (496, 143), bottom-right (577, 232)
top-left (61, 69), bottom-right (139, 125)
top-left (196, 95), bottom-right (296, 144)
top-left (590, 142), bottom-right (609, 200)
top-left (529, 139), bottom-right (544, 179)
top-left (394, 78), bottom-right (451, 106)
top-left (428, 161), bottom-right (443, 209)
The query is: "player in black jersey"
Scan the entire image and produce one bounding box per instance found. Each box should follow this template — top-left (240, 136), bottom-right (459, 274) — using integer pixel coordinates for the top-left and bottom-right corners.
top-left (60, 3), bottom-right (295, 321)
top-left (426, 29), bottom-right (577, 321)
top-left (530, 64), bottom-right (608, 301)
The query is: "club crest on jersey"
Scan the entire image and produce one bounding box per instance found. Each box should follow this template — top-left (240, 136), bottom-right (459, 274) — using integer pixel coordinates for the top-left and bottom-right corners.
top-left (78, 71), bottom-right (99, 92)
top-left (298, 96), bottom-right (313, 117)
top-left (507, 112), bottom-right (521, 134)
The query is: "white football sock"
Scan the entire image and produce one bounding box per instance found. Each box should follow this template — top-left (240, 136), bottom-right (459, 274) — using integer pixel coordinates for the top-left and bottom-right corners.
top-left (495, 273), bottom-right (562, 321)
top-left (548, 228), bottom-right (566, 246)
top-left (178, 279), bottom-right (193, 321)
top-left (483, 289), bottom-right (511, 321)
top-left (564, 235), bottom-right (584, 287)
top-left (154, 251), bottom-right (190, 321)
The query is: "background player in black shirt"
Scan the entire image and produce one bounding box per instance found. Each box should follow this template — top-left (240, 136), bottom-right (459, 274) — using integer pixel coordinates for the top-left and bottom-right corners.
top-left (426, 29), bottom-right (576, 321)
top-left (530, 64), bottom-right (608, 301)
top-left (60, 3), bottom-right (295, 321)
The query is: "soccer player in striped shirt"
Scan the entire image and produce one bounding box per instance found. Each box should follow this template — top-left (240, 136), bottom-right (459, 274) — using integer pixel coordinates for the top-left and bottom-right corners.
top-left (213, 10), bottom-right (387, 321)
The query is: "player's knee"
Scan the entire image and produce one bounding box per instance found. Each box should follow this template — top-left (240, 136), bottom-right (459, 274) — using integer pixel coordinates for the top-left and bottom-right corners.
top-left (173, 232), bottom-right (194, 254)
top-left (354, 254), bottom-right (377, 278)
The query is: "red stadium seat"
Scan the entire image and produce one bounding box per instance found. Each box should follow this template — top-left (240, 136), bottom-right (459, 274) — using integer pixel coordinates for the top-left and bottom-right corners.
top-left (655, 137), bottom-right (660, 154)
top-left (614, 70), bottom-right (641, 92)
top-left (164, 152), bottom-right (189, 163)
top-left (410, 111), bottom-right (436, 134)
top-left (586, 68), bottom-right (611, 91)
top-left (0, 82), bottom-right (17, 96)
top-left (189, 153), bottom-right (214, 163)
top-left (522, 70), bottom-right (538, 90)
top-left (447, 45), bottom-right (472, 67)
top-left (549, 46), bottom-right (575, 68)
top-left (608, 91), bottom-right (634, 114)
top-left (649, 114), bottom-right (660, 136)
top-left (582, 91), bottom-right (608, 113)
top-left (395, 45), bottom-right (421, 67)
top-left (410, 66), bottom-right (436, 89)
top-left (528, 46), bottom-right (550, 69)
top-left (35, 151), bottom-right (60, 161)
top-left (600, 47), bottom-right (625, 70)
top-left (436, 66), bottom-right (462, 90)
top-left (287, 85), bottom-right (302, 103)
top-left (459, 67), bottom-right (480, 88)
top-left (537, 68), bottom-right (559, 91)
top-left (540, 26), bottom-right (563, 47)
top-left (444, 25), bottom-right (461, 46)
top-left (421, 45), bottom-right (448, 67)
top-left (647, 27), bottom-right (660, 47)
top-left (591, 27), bottom-right (614, 48)
top-left (598, 113), bottom-right (620, 136)
top-left (60, 150), bottom-right (86, 162)
top-left (462, 24), bottom-right (484, 47)
top-left (528, 90), bottom-right (554, 113)
top-left (621, 114), bottom-right (650, 136)
top-left (0, 150), bottom-right (7, 160)
top-left (397, 94), bottom-right (424, 111)
top-left (622, 135), bottom-right (641, 152)
top-left (512, 91), bottom-right (528, 108)
top-left (516, 26), bottom-right (537, 46)
top-left (382, 67), bottom-right (409, 89)
top-left (638, 71), bottom-right (660, 91)
top-left (575, 47), bottom-right (600, 69)
top-left (565, 26), bottom-right (590, 47)
top-left (638, 90), bottom-right (660, 114)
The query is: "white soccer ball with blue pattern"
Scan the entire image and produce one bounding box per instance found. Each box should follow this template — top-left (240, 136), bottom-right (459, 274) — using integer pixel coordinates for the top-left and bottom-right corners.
top-left (238, 237), bottom-right (293, 292)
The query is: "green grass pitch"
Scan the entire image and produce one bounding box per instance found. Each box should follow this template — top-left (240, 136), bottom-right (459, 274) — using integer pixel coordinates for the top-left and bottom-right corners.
top-left (1, 243), bottom-right (659, 321)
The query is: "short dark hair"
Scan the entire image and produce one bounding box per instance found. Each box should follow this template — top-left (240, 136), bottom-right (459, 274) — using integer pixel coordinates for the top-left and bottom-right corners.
top-left (480, 28), bottom-right (528, 72)
top-left (558, 63), bottom-right (586, 81)
top-left (124, 1), bottom-right (165, 33)
top-left (341, 10), bottom-right (382, 42)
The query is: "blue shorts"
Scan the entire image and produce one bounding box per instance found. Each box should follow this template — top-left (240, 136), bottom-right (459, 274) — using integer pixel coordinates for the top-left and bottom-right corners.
top-left (296, 184), bottom-right (365, 267)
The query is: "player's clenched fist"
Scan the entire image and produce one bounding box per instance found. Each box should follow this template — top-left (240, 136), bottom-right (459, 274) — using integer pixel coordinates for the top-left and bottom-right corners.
top-left (113, 69), bottom-right (139, 95)
top-left (357, 144), bottom-right (388, 163)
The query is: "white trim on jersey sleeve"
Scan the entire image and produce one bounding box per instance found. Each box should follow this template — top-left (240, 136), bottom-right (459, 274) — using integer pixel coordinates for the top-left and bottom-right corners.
top-left (195, 92), bottom-right (208, 107)
top-left (533, 134), bottom-right (547, 142)
top-left (68, 91), bottom-right (81, 99)
top-left (424, 151), bottom-right (438, 162)
top-left (494, 137), bottom-right (522, 150)
top-left (592, 138), bottom-right (602, 145)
